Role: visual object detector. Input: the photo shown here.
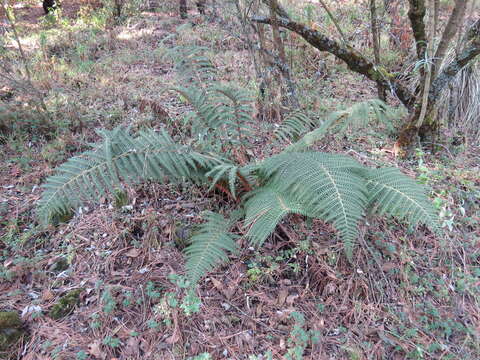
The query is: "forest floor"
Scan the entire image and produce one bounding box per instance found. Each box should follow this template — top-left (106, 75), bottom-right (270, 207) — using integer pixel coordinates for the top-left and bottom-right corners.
top-left (0, 1), bottom-right (479, 359)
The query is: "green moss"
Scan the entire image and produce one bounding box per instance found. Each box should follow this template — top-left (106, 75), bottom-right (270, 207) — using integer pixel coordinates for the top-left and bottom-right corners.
top-left (48, 289), bottom-right (84, 320)
top-left (0, 311), bottom-right (25, 353)
top-left (49, 257), bottom-right (69, 272)
top-left (113, 188), bottom-right (129, 208)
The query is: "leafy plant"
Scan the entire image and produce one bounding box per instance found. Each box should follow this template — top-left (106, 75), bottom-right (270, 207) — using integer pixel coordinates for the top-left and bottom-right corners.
top-left (286, 311), bottom-right (321, 360)
top-left (36, 52), bottom-right (440, 289)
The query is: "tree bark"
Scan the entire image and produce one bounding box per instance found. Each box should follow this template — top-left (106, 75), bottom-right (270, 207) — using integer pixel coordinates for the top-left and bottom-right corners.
top-left (251, 15), bottom-right (416, 110)
top-left (369, 0), bottom-right (386, 101)
top-left (268, 0), bottom-right (299, 109)
top-left (398, 18), bottom-right (480, 149)
top-left (433, 0), bottom-right (468, 78)
top-left (408, 0), bottom-right (427, 60)
top-left (179, 0), bottom-right (187, 19)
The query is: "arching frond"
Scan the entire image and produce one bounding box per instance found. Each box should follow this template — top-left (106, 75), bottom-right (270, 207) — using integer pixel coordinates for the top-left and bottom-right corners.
top-left (285, 99), bottom-right (397, 152)
top-left (164, 45), bottom-right (216, 84)
top-left (170, 86), bottom-right (220, 138)
top-left (214, 85), bottom-right (255, 146)
top-left (37, 127), bottom-right (223, 224)
top-left (184, 212), bottom-right (239, 285)
top-left (274, 111), bottom-right (317, 142)
top-left (365, 168), bottom-right (440, 233)
top-left (259, 152), bottom-right (368, 259)
top-left (244, 186), bottom-right (308, 246)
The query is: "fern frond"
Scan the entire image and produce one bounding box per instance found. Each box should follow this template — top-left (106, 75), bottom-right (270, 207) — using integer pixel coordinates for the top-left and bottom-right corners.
top-left (274, 111), bottom-right (317, 142)
top-left (244, 186), bottom-right (307, 246)
top-left (364, 168), bottom-right (440, 233)
top-left (214, 85), bottom-right (255, 146)
top-left (37, 127), bottom-right (223, 224)
top-left (284, 100), bottom-right (396, 152)
top-left (170, 86), bottom-right (220, 138)
top-left (184, 212), bottom-right (239, 285)
top-left (165, 45), bottom-right (216, 84)
top-left (259, 152), bottom-right (368, 258)
top-left (206, 163), bottom-right (239, 197)
top-left (330, 99), bottom-right (395, 132)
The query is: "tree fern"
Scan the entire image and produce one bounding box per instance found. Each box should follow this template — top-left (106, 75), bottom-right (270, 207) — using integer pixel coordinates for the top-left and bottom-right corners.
top-left (36, 58), bottom-right (440, 288)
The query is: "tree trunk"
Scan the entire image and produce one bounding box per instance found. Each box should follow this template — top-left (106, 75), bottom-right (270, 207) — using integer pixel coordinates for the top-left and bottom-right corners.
top-left (196, 0), bottom-right (206, 15)
top-left (268, 0), bottom-right (299, 109)
top-left (369, 0), bottom-right (386, 101)
top-left (179, 0), bottom-right (187, 19)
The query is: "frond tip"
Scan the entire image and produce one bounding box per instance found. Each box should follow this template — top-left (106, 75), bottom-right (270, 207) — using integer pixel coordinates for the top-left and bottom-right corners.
top-left (365, 168), bottom-right (440, 233)
top-left (184, 212), bottom-right (239, 286)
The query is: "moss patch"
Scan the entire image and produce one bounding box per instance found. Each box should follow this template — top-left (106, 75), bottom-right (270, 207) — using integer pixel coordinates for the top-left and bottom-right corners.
top-left (48, 289), bottom-right (84, 320)
top-left (0, 311), bottom-right (25, 353)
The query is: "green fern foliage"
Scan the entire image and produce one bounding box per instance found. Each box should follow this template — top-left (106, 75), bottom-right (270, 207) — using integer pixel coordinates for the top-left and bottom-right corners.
top-left (164, 45), bottom-right (216, 84)
top-left (244, 186), bottom-right (306, 246)
top-left (285, 99), bottom-right (396, 152)
top-left (37, 127), bottom-right (222, 224)
top-left (365, 168), bottom-right (440, 232)
top-left (274, 111), bottom-right (317, 142)
top-left (252, 152), bottom-right (368, 258)
top-left (184, 212), bottom-right (239, 285)
top-left (35, 54), bottom-right (440, 287)
top-left (243, 152), bottom-right (439, 260)
top-left (213, 85), bottom-right (255, 148)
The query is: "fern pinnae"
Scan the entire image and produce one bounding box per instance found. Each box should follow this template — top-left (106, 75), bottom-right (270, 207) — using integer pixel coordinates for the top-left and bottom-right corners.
top-left (37, 127), bottom-right (224, 224)
top-left (184, 212), bottom-right (239, 285)
top-left (259, 152), bottom-right (368, 259)
top-left (244, 186), bottom-right (307, 246)
top-left (275, 111), bottom-right (317, 142)
top-left (364, 168), bottom-right (440, 233)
